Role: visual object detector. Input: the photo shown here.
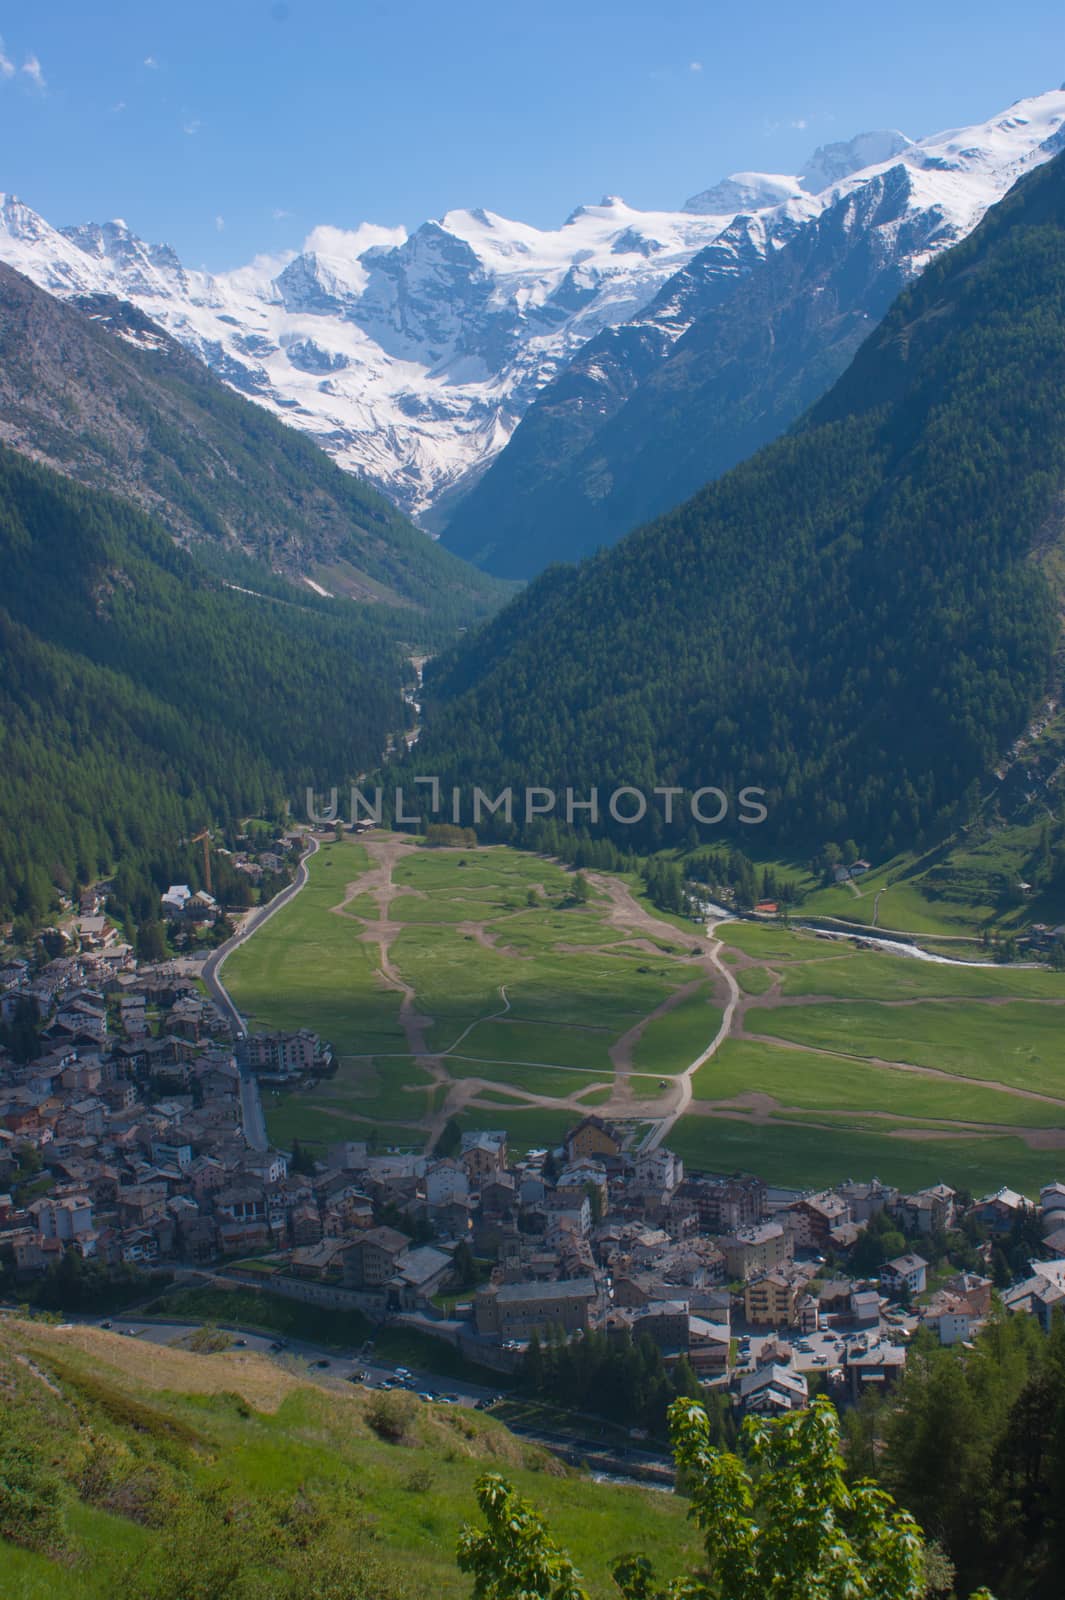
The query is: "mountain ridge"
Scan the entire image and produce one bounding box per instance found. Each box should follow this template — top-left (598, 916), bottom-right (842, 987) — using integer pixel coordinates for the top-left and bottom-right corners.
top-left (440, 90), bottom-right (1065, 577)
top-left (416, 147), bottom-right (1065, 856)
top-left (2, 90), bottom-right (1062, 532)
top-left (0, 261), bottom-right (504, 627)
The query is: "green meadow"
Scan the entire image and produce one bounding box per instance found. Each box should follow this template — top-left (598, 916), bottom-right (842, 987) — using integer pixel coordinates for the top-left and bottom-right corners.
top-left (749, 1000), bottom-right (1065, 1097)
top-left (225, 836), bottom-right (1065, 1193)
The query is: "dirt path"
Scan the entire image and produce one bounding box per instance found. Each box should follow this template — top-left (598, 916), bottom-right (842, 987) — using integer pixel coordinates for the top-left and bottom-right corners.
top-left (586, 873), bottom-right (741, 1150)
top-left (609, 979), bottom-right (705, 1075)
top-left (735, 1024), bottom-right (1065, 1109)
top-left (329, 837), bottom-right (453, 1127)
top-left (678, 1098), bottom-right (1065, 1151)
top-left (456, 920), bottom-right (526, 958)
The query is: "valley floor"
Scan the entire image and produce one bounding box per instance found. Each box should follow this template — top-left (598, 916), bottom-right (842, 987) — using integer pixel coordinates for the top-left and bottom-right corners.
top-left (222, 836), bottom-right (1065, 1194)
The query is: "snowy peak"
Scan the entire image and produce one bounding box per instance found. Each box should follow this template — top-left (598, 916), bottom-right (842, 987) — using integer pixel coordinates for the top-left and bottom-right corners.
top-left (798, 131), bottom-right (914, 193)
top-left (61, 218), bottom-right (189, 297)
top-left (685, 90), bottom-right (1065, 216)
top-left (683, 171), bottom-right (805, 215)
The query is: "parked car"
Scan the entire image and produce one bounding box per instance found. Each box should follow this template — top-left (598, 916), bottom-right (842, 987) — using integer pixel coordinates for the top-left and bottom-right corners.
top-left (233, 1338), bottom-right (247, 1348)
top-left (314, 1358), bottom-right (330, 1369)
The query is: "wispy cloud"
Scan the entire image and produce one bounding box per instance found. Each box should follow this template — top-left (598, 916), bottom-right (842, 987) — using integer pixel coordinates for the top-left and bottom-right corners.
top-left (111, 99), bottom-right (127, 114)
top-left (764, 114), bottom-right (812, 137)
top-left (0, 37), bottom-right (14, 79)
top-left (215, 215), bottom-right (225, 232)
top-left (689, 60), bottom-right (703, 73)
top-left (22, 54), bottom-right (46, 91)
top-left (183, 117), bottom-right (201, 135)
top-left (272, 207), bottom-right (291, 221)
top-left (144, 55), bottom-right (158, 68)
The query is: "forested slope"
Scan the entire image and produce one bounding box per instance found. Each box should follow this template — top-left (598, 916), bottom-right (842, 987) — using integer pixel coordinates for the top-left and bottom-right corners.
top-left (0, 447), bottom-right (404, 918)
top-left (440, 167), bottom-right (939, 579)
top-left (417, 151), bottom-right (1065, 854)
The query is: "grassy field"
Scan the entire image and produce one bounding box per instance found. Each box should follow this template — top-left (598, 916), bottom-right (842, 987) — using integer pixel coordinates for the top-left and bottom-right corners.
top-left (224, 834), bottom-right (1065, 1193)
top-left (691, 1038), bottom-right (1063, 1127)
top-left (750, 1000), bottom-right (1065, 1096)
top-left (677, 917), bottom-right (1065, 1192)
top-left (1, 1317), bottom-right (698, 1600)
top-left (669, 1115), bottom-right (1059, 1195)
top-left (455, 1017), bottom-right (615, 1073)
top-left (630, 985), bottom-right (722, 1073)
top-left (774, 950), bottom-right (1065, 1000)
top-left (262, 1054), bottom-right (436, 1148)
top-left (226, 837), bottom-right (702, 1155)
top-left (223, 841), bottom-right (406, 1054)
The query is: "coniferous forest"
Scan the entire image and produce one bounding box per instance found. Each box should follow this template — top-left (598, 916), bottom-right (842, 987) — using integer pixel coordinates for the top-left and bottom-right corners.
top-left (0, 445), bottom-right (406, 919)
top-left (415, 151), bottom-right (1065, 856)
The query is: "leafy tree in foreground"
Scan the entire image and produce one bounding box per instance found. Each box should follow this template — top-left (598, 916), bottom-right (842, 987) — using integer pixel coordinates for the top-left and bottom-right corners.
top-left (457, 1397), bottom-right (996, 1600)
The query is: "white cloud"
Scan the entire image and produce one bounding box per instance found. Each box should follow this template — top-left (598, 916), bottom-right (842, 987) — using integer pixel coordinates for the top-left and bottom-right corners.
top-left (0, 37), bottom-right (14, 79)
top-left (144, 55), bottom-right (158, 68)
top-left (764, 114), bottom-right (812, 137)
top-left (22, 53), bottom-right (45, 91)
top-left (689, 60), bottom-right (703, 73)
top-left (183, 117), bottom-right (201, 135)
top-left (215, 215), bottom-right (225, 232)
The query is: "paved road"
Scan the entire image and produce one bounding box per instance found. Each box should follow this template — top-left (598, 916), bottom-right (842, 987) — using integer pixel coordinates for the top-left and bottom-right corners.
top-left (238, 1070), bottom-right (268, 1152)
top-left (103, 1314), bottom-right (493, 1400)
top-left (201, 834), bottom-right (322, 1033)
top-left (85, 1314), bottom-right (670, 1481)
top-left (200, 835), bottom-right (321, 1150)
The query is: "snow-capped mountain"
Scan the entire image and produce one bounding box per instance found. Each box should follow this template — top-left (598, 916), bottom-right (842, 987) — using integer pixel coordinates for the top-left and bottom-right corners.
top-left (441, 89), bottom-right (1065, 575)
top-left (0, 89), bottom-right (1062, 529)
top-left (0, 196), bottom-right (782, 522)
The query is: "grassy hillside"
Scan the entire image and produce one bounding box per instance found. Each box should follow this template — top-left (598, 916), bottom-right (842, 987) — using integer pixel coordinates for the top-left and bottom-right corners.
top-left (0, 1317), bottom-right (698, 1600)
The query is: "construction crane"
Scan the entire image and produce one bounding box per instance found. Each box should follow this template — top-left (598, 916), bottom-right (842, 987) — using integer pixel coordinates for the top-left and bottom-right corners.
top-left (190, 829), bottom-right (213, 896)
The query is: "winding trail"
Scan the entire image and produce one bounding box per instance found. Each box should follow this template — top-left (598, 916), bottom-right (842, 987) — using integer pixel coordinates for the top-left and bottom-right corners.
top-left (580, 873), bottom-right (742, 1152)
top-left (639, 915), bottom-right (741, 1152)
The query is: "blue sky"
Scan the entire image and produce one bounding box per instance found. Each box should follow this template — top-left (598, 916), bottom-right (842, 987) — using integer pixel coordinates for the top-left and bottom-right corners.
top-left (1, 0), bottom-right (1063, 269)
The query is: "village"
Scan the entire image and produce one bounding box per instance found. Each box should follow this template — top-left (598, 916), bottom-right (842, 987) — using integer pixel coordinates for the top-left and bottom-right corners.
top-left (3, 895), bottom-right (1065, 1427)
